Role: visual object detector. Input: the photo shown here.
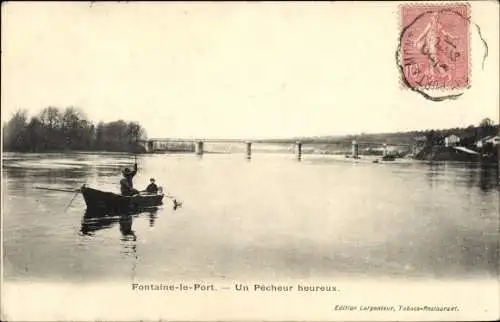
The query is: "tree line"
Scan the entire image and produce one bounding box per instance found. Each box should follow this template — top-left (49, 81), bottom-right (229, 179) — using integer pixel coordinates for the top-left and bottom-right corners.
top-left (299, 118), bottom-right (498, 147)
top-left (2, 107), bottom-right (147, 153)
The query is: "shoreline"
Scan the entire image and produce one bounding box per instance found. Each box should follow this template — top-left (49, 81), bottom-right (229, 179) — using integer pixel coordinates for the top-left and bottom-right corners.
top-left (2, 150), bottom-right (498, 166)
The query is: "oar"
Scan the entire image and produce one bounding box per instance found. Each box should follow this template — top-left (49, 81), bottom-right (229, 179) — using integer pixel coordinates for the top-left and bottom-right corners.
top-left (34, 186), bottom-right (83, 211)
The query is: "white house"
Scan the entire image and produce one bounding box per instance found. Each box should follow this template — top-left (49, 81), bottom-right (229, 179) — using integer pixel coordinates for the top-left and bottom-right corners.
top-left (486, 136), bottom-right (499, 145)
top-left (476, 135), bottom-right (499, 148)
top-left (444, 134), bottom-right (461, 147)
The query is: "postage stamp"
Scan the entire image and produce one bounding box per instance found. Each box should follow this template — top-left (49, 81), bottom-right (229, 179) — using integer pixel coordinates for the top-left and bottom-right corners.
top-left (399, 3), bottom-right (470, 93)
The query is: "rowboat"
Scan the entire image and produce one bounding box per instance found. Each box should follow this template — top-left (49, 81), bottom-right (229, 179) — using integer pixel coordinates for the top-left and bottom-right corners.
top-left (81, 186), bottom-right (164, 211)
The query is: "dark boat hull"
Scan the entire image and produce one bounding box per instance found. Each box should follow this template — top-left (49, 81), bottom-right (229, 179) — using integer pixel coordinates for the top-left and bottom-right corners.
top-left (81, 186), bottom-right (164, 211)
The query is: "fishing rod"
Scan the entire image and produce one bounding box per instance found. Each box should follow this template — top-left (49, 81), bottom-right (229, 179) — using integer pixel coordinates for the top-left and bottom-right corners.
top-left (34, 186), bottom-right (81, 193)
top-left (133, 130), bottom-right (139, 165)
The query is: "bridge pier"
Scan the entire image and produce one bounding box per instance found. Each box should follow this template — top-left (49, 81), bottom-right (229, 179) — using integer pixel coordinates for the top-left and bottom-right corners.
top-left (147, 140), bottom-right (154, 153)
top-left (195, 141), bottom-right (204, 156)
top-left (245, 142), bottom-right (252, 160)
top-left (383, 143), bottom-right (388, 157)
top-left (296, 142), bottom-right (302, 161)
top-left (352, 140), bottom-right (359, 158)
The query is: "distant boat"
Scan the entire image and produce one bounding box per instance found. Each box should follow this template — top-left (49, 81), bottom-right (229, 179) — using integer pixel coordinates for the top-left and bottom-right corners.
top-left (381, 155), bottom-right (396, 161)
top-left (81, 186), bottom-right (164, 212)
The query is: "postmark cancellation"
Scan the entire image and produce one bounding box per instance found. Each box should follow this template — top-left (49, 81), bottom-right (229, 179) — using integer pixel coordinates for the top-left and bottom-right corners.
top-left (398, 3), bottom-right (471, 98)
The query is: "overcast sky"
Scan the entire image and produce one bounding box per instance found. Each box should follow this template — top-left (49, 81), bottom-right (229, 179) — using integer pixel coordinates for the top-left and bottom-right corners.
top-left (2, 2), bottom-right (499, 139)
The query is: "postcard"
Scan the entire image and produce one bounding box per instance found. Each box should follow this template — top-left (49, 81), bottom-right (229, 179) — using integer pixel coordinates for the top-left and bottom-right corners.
top-left (1, 1), bottom-right (499, 321)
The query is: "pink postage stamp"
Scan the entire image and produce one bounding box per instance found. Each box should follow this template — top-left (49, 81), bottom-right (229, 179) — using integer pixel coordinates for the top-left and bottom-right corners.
top-left (399, 3), bottom-right (470, 96)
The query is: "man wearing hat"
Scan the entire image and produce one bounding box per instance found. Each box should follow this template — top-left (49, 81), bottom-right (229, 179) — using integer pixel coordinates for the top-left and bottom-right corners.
top-left (120, 163), bottom-right (139, 196)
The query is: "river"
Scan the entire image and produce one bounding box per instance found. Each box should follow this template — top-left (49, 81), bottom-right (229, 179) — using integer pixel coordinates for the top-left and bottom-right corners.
top-left (2, 152), bottom-right (499, 282)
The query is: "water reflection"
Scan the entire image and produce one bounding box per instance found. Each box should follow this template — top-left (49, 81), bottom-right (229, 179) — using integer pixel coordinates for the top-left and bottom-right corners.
top-left (119, 214), bottom-right (138, 257)
top-left (80, 207), bottom-right (160, 260)
top-left (148, 211), bottom-right (158, 227)
top-left (425, 162), bottom-right (445, 189)
top-left (425, 161), bottom-right (499, 193)
top-left (2, 152), bottom-right (137, 182)
top-left (80, 208), bottom-right (159, 237)
top-left (479, 162), bottom-right (499, 193)
top-left (3, 165), bottom-right (93, 180)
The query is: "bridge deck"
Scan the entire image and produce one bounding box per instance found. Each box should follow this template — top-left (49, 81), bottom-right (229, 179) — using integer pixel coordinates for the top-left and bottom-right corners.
top-left (141, 138), bottom-right (410, 147)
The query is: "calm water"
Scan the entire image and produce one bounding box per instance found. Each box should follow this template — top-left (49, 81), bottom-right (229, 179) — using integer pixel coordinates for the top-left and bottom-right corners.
top-left (2, 152), bottom-right (499, 282)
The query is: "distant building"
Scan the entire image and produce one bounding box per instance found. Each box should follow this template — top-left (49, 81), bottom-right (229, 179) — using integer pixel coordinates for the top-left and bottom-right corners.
top-left (476, 135), bottom-right (499, 148)
top-left (444, 134), bottom-right (461, 147)
top-left (489, 136), bottom-right (500, 145)
top-left (415, 136), bottom-right (427, 143)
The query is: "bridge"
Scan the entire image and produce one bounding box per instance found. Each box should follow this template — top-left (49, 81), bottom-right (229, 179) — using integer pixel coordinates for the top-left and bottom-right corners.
top-left (138, 138), bottom-right (412, 161)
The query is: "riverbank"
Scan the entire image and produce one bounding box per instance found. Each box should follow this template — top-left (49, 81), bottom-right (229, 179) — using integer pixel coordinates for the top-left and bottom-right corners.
top-left (414, 145), bottom-right (499, 163)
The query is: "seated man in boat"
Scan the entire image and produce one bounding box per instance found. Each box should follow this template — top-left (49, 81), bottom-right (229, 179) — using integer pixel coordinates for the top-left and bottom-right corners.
top-left (120, 163), bottom-right (139, 196)
top-left (144, 178), bottom-right (159, 194)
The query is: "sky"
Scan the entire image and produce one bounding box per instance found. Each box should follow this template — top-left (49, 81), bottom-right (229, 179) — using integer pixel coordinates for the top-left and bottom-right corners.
top-left (2, 2), bottom-right (499, 139)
